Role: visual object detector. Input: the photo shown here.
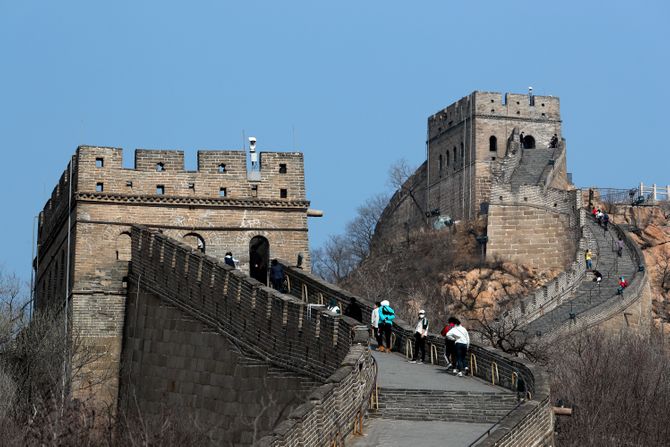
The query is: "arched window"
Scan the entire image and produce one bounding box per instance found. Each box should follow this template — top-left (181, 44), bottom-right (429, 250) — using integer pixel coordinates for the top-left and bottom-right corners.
top-left (446, 151), bottom-right (450, 167)
top-left (523, 135), bottom-right (536, 149)
top-left (489, 136), bottom-right (497, 152)
top-left (116, 232), bottom-right (132, 261)
top-left (183, 233), bottom-right (205, 253)
top-left (438, 154), bottom-right (443, 173)
top-left (453, 147), bottom-right (457, 167)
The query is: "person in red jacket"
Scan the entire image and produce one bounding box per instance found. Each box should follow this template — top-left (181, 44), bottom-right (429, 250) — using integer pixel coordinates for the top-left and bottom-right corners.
top-left (617, 276), bottom-right (629, 294)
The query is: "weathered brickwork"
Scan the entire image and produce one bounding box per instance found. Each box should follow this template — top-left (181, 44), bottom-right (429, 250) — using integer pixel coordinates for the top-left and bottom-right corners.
top-left (35, 145), bottom-right (313, 408)
top-left (375, 91), bottom-right (573, 268)
top-left (123, 228), bottom-right (376, 446)
top-left (281, 264), bottom-right (554, 446)
top-left (486, 185), bottom-right (582, 269)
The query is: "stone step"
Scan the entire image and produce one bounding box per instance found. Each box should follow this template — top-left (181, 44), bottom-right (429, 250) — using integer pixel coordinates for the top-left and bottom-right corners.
top-left (523, 215), bottom-right (639, 336)
top-left (369, 388), bottom-right (518, 424)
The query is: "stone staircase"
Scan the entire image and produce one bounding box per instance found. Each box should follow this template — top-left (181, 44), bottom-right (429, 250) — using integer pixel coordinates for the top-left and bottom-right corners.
top-left (523, 216), bottom-right (637, 337)
top-left (369, 388), bottom-right (519, 424)
top-left (509, 148), bottom-right (554, 190)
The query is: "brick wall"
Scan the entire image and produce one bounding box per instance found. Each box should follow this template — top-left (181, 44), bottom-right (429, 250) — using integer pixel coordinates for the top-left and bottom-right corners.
top-left (375, 90), bottom-right (569, 258)
top-left (280, 265), bottom-right (554, 446)
top-left (35, 145), bottom-right (314, 413)
top-left (541, 221), bottom-right (650, 341)
top-left (487, 185), bottom-right (582, 270)
top-left (123, 228), bottom-right (377, 446)
top-left (120, 289), bottom-right (315, 445)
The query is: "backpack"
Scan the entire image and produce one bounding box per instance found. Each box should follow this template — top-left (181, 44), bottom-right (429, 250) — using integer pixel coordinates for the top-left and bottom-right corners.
top-left (380, 305), bottom-right (395, 322)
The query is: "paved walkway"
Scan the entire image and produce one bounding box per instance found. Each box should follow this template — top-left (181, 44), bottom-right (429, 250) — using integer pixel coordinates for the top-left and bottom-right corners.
top-left (524, 215), bottom-right (637, 336)
top-left (371, 350), bottom-right (499, 393)
top-left (347, 350), bottom-right (512, 447)
top-left (347, 418), bottom-right (493, 447)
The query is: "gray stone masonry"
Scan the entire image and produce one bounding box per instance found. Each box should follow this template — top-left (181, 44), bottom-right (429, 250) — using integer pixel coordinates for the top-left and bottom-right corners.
top-left (281, 264), bottom-right (554, 447)
top-left (523, 214), bottom-right (639, 339)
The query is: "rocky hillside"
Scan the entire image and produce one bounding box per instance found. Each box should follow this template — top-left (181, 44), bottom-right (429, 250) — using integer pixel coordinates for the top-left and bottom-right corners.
top-left (611, 205), bottom-right (670, 326)
top-left (344, 218), bottom-right (559, 329)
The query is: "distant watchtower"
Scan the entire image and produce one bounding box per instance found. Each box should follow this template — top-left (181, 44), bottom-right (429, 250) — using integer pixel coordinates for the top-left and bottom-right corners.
top-left (426, 91), bottom-right (562, 220)
top-left (35, 145), bottom-right (313, 406)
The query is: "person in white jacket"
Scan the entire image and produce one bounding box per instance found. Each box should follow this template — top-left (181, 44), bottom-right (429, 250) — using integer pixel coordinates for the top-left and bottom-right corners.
top-left (370, 301), bottom-right (383, 350)
top-left (410, 310), bottom-right (429, 364)
top-left (446, 318), bottom-right (470, 377)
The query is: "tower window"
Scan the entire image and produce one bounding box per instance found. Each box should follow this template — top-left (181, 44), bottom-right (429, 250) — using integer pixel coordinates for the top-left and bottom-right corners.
top-left (218, 163), bottom-right (226, 173)
top-left (489, 136), bottom-right (498, 152)
top-left (438, 155), bottom-right (443, 173)
top-left (156, 162), bottom-right (165, 172)
top-left (96, 183), bottom-right (104, 192)
top-left (279, 163), bottom-right (287, 174)
top-left (280, 188), bottom-right (288, 198)
top-left (251, 184), bottom-right (258, 197)
top-left (446, 152), bottom-right (450, 167)
top-left (219, 187), bottom-right (227, 197)
top-left (95, 158), bottom-right (104, 168)
top-left (156, 185), bottom-right (165, 195)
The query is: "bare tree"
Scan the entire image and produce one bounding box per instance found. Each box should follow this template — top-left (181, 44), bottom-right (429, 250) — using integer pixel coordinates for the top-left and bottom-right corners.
top-left (311, 235), bottom-right (357, 284)
top-left (387, 159), bottom-right (425, 218)
top-left (345, 193), bottom-right (389, 262)
top-left (470, 312), bottom-right (548, 362)
top-left (550, 329), bottom-right (670, 446)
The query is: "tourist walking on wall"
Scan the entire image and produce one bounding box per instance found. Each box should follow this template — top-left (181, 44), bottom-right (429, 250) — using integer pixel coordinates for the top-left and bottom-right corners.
top-left (616, 236), bottom-right (625, 257)
top-left (224, 252), bottom-right (237, 268)
top-left (585, 249), bottom-right (593, 270)
top-left (595, 209), bottom-right (604, 226)
top-left (602, 212), bottom-right (610, 231)
top-left (592, 270), bottom-right (603, 284)
top-left (370, 301), bottom-right (383, 350)
top-left (344, 297), bottom-right (363, 322)
top-left (550, 133), bottom-right (559, 148)
top-left (378, 300), bottom-right (395, 352)
top-left (270, 259), bottom-right (285, 292)
top-left (617, 276), bottom-right (629, 294)
top-left (327, 298), bottom-right (341, 314)
top-left (441, 317), bottom-right (457, 369)
top-left (519, 132), bottom-right (525, 148)
top-left (410, 310), bottom-right (429, 364)
top-left (446, 319), bottom-right (470, 377)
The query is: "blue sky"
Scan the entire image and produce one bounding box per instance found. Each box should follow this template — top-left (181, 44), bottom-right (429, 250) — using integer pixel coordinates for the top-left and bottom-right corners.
top-left (1, 1), bottom-right (669, 280)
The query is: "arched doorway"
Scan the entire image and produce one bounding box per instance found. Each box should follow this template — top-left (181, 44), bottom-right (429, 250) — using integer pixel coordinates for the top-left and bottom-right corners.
top-left (522, 135), bottom-right (536, 149)
top-left (249, 236), bottom-right (270, 285)
top-left (183, 233), bottom-right (205, 253)
top-left (116, 232), bottom-right (132, 261)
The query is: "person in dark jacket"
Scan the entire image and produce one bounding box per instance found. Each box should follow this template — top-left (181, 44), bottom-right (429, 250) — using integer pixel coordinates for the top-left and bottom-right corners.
top-left (344, 297), bottom-right (363, 322)
top-left (270, 259), bottom-right (285, 292)
top-left (224, 252), bottom-right (236, 268)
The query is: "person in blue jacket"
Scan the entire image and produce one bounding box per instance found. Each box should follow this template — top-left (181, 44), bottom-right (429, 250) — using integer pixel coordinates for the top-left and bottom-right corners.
top-left (378, 300), bottom-right (395, 352)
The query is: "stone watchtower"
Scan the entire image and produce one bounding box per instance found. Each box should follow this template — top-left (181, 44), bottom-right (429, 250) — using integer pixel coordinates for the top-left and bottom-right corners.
top-left (35, 145), bottom-right (313, 405)
top-left (426, 91), bottom-right (563, 221)
top-left (374, 90), bottom-right (574, 270)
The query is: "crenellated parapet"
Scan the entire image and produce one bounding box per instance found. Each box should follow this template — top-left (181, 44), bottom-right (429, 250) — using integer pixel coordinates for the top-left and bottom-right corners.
top-left (75, 146), bottom-right (305, 201)
top-left (279, 262), bottom-right (554, 446)
top-left (123, 227), bottom-right (375, 446)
